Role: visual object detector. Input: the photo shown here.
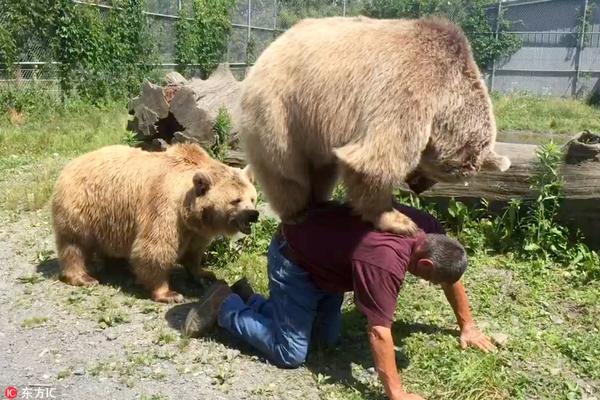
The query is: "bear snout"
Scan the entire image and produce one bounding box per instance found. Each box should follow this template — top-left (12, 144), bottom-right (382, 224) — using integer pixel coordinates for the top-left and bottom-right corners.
top-left (235, 209), bottom-right (260, 234)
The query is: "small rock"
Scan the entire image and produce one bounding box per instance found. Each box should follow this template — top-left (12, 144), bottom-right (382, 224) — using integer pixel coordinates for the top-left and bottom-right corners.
top-left (491, 332), bottom-right (509, 347)
top-left (42, 374), bottom-right (50, 380)
top-left (73, 368), bottom-right (85, 376)
top-left (550, 315), bottom-right (564, 325)
top-left (105, 331), bottom-right (117, 341)
top-left (367, 367), bottom-right (376, 375)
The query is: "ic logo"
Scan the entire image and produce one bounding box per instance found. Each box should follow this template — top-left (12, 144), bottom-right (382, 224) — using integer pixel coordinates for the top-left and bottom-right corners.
top-left (4, 386), bottom-right (18, 399)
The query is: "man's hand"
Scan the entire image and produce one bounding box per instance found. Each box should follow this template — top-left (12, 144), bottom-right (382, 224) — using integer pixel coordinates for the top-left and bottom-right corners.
top-left (441, 281), bottom-right (496, 352)
top-left (459, 324), bottom-right (496, 352)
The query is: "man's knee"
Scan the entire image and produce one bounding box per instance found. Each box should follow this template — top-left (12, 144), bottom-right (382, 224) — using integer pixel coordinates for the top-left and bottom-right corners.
top-left (272, 346), bottom-right (307, 368)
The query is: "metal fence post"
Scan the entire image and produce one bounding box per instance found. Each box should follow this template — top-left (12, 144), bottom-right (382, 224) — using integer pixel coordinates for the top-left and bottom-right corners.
top-left (273, 0), bottom-right (278, 32)
top-left (343, 0), bottom-right (347, 16)
top-left (489, 0), bottom-right (502, 92)
top-left (574, 0), bottom-right (589, 97)
top-left (246, 0), bottom-right (252, 74)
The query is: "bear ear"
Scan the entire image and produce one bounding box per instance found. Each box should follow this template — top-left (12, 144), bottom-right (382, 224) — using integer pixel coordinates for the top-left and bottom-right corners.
top-left (482, 151), bottom-right (511, 172)
top-left (193, 172), bottom-right (212, 196)
top-left (242, 164), bottom-right (255, 184)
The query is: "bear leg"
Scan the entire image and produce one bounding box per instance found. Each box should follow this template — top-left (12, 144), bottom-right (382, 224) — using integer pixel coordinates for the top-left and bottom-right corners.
top-left (57, 239), bottom-right (99, 286)
top-left (130, 253), bottom-right (183, 303)
top-left (180, 246), bottom-right (216, 284)
top-left (341, 166), bottom-right (418, 235)
top-left (251, 160), bottom-right (311, 224)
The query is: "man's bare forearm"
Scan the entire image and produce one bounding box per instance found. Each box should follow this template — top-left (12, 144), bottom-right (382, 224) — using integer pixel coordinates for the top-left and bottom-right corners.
top-left (368, 325), bottom-right (404, 399)
top-left (441, 280), bottom-right (474, 330)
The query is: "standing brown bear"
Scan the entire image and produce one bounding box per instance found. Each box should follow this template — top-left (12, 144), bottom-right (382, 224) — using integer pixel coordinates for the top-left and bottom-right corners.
top-left (239, 16), bottom-right (510, 234)
top-left (51, 143), bottom-right (258, 303)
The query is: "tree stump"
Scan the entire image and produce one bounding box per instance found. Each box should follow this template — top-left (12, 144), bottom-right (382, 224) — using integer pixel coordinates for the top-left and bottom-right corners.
top-left (127, 64), bottom-right (242, 151)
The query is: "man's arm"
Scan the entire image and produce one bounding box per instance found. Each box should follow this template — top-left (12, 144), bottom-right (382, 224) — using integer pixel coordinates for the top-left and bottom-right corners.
top-left (441, 281), bottom-right (496, 352)
top-left (368, 325), bottom-right (424, 400)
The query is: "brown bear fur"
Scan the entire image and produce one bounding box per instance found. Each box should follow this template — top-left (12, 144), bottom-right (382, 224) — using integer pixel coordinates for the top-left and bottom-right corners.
top-left (51, 143), bottom-right (258, 303)
top-left (239, 16), bottom-right (510, 234)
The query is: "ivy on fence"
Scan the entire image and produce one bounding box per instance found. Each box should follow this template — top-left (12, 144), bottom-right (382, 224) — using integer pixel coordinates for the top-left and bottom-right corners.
top-left (0, 0), bottom-right (235, 104)
top-left (175, 0), bottom-right (236, 78)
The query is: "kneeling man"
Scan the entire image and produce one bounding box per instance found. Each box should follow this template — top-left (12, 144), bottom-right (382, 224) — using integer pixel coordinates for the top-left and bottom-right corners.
top-left (185, 201), bottom-right (494, 400)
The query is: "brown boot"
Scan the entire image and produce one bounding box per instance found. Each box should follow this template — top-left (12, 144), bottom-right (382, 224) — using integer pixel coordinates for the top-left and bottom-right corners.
top-left (231, 277), bottom-right (255, 303)
top-left (183, 281), bottom-right (232, 338)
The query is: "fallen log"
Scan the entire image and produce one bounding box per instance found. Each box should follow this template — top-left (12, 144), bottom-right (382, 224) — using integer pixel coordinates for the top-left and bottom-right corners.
top-left (127, 64), bottom-right (242, 150)
top-left (420, 132), bottom-right (600, 249)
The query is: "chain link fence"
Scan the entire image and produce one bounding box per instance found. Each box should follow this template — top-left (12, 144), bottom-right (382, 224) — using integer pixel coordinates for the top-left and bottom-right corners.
top-left (1, 0), bottom-right (599, 97)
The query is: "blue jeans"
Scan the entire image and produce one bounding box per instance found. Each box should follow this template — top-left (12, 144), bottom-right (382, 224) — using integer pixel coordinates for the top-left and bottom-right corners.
top-left (217, 235), bottom-right (344, 368)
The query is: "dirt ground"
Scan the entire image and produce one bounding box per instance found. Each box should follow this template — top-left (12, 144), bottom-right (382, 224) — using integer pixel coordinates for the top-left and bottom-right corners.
top-left (0, 210), bottom-right (328, 400)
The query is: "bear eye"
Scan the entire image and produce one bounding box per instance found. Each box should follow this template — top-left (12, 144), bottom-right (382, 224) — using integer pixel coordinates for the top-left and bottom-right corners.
top-left (231, 198), bottom-right (242, 205)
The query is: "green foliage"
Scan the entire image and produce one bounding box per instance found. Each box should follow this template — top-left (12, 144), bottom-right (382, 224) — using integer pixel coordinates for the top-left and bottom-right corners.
top-left (0, 0), bottom-right (158, 104)
top-left (175, 0), bottom-right (235, 78)
top-left (0, 0), bottom-right (61, 72)
top-left (421, 143), bottom-right (600, 281)
top-left (362, 0), bottom-right (521, 69)
top-left (55, 0), bottom-right (157, 102)
top-left (209, 107), bottom-right (232, 161)
top-left (204, 217), bottom-right (279, 270)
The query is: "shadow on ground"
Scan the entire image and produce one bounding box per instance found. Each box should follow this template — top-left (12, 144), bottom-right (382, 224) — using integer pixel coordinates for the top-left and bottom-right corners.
top-left (165, 298), bottom-right (458, 399)
top-left (36, 257), bottom-right (211, 302)
top-left (306, 308), bottom-right (457, 398)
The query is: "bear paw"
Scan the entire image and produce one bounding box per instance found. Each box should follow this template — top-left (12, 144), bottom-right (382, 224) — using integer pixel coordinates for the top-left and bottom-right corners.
top-left (374, 210), bottom-right (419, 236)
top-left (152, 289), bottom-right (184, 304)
top-left (60, 273), bottom-right (99, 287)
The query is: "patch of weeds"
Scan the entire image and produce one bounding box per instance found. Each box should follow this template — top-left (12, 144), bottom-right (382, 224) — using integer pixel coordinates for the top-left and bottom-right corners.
top-left (121, 131), bottom-right (142, 147)
top-left (141, 303), bottom-right (161, 314)
top-left (21, 316), bottom-right (48, 329)
top-left (56, 367), bottom-right (73, 380)
top-left (212, 364), bottom-right (234, 385)
top-left (35, 249), bottom-right (55, 264)
top-left (140, 395), bottom-right (170, 400)
top-left (98, 310), bottom-right (130, 329)
top-left (17, 273), bottom-right (44, 285)
top-left (209, 107), bottom-right (231, 161)
top-left (154, 331), bottom-right (177, 346)
top-left (177, 337), bottom-right (191, 351)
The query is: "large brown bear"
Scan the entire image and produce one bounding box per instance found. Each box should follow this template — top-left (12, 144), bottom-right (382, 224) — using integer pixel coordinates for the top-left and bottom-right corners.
top-left (52, 143), bottom-right (258, 303)
top-left (239, 16), bottom-right (510, 234)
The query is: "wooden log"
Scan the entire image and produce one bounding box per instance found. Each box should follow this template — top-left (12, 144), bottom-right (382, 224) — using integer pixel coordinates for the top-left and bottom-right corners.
top-left (127, 63), bottom-right (242, 149)
top-left (419, 133), bottom-right (600, 249)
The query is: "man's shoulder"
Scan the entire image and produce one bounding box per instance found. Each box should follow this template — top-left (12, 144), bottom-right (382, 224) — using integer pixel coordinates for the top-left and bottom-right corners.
top-left (351, 232), bottom-right (414, 274)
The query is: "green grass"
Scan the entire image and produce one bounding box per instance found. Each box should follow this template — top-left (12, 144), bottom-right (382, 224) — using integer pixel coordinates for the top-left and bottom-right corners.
top-left (493, 93), bottom-right (600, 134)
top-left (0, 102), bottom-right (128, 212)
top-left (20, 316), bottom-right (49, 329)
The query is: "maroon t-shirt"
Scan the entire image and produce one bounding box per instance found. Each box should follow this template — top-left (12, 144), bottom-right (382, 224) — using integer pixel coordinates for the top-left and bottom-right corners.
top-left (282, 202), bottom-right (445, 327)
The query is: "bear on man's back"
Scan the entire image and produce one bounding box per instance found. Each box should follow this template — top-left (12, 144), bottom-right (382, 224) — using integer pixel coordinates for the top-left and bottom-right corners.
top-left (239, 16), bottom-right (510, 234)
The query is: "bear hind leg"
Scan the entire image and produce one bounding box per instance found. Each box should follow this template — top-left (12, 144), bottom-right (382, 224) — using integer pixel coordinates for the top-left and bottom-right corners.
top-left (57, 239), bottom-right (98, 286)
top-left (252, 160), bottom-right (311, 224)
